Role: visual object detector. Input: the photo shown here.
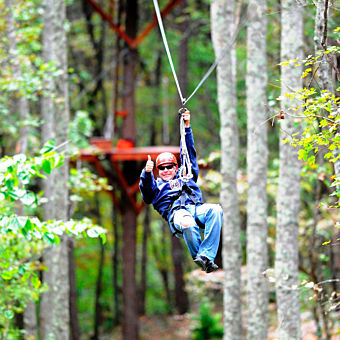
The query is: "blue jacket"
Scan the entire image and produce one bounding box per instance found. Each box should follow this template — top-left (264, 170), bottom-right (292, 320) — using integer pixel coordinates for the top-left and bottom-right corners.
top-left (139, 127), bottom-right (203, 232)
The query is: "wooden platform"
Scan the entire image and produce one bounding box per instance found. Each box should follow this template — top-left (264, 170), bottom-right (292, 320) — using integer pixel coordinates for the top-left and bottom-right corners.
top-left (80, 145), bottom-right (181, 162)
top-left (78, 139), bottom-right (180, 215)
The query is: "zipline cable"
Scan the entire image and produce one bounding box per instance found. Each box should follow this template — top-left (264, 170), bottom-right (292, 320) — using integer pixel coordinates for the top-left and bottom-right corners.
top-left (152, 0), bottom-right (249, 106)
top-left (152, 0), bottom-right (185, 105)
top-left (184, 9), bottom-right (248, 105)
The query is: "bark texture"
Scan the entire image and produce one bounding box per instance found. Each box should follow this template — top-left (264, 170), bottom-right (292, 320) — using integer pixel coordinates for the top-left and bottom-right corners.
top-left (275, 1), bottom-right (303, 339)
top-left (314, 0), bottom-right (334, 92)
top-left (171, 237), bottom-right (189, 314)
top-left (120, 0), bottom-right (139, 338)
top-left (40, 0), bottom-right (70, 338)
top-left (40, 0), bottom-right (56, 337)
top-left (246, 0), bottom-right (269, 339)
top-left (5, 0), bottom-right (29, 155)
top-left (51, 0), bottom-right (70, 337)
top-left (211, 1), bottom-right (243, 339)
top-left (5, 1), bottom-right (35, 337)
top-left (314, 0), bottom-right (340, 293)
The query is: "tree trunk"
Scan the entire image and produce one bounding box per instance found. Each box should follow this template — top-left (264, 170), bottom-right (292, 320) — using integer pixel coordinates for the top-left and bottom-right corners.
top-left (171, 237), bottom-right (189, 314)
top-left (52, 1), bottom-right (70, 336)
top-left (122, 196), bottom-right (139, 340)
top-left (314, 0), bottom-right (334, 92)
top-left (104, 0), bottom-right (123, 139)
top-left (314, 0), bottom-right (340, 294)
top-left (69, 238), bottom-right (81, 340)
top-left (40, 0), bottom-right (71, 338)
top-left (5, 1), bottom-right (34, 337)
top-left (5, 0), bottom-right (29, 155)
top-left (172, 0), bottom-right (189, 144)
top-left (138, 206), bottom-right (150, 315)
top-left (120, 0), bottom-right (139, 338)
top-left (122, 0), bottom-right (138, 143)
top-left (40, 0), bottom-right (56, 337)
top-left (211, 1), bottom-right (243, 339)
top-left (275, 1), bottom-right (303, 339)
top-left (112, 205), bottom-right (121, 326)
top-left (93, 239), bottom-right (105, 339)
top-left (246, 0), bottom-right (269, 339)
top-left (23, 303), bottom-right (36, 340)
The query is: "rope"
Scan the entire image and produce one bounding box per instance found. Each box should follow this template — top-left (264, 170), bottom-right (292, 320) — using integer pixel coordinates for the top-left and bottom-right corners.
top-left (178, 111), bottom-right (193, 182)
top-left (152, 0), bottom-right (248, 181)
top-left (184, 9), bottom-right (247, 105)
top-left (152, 0), bottom-right (185, 105)
top-left (152, 0), bottom-right (248, 107)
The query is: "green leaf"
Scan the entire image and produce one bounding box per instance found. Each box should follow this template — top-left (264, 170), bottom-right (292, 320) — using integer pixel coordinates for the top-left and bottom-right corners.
top-left (31, 276), bottom-right (41, 289)
top-left (1, 271), bottom-right (13, 280)
top-left (298, 149), bottom-right (308, 161)
top-left (42, 159), bottom-right (52, 174)
top-left (40, 140), bottom-right (55, 154)
top-left (319, 119), bottom-right (328, 127)
top-left (4, 310), bottom-right (14, 319)
top-left (21, 192), bottom-right (37, 206)
top-left (22, 218), bottom-right (33, 235)
top-left (100, 232), bottom-right (107, 244)
top-left (87, 226), bottom-right (105, 238)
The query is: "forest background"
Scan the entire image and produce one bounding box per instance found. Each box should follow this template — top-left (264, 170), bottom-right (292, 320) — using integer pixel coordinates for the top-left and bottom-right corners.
top-left (0, 0), bottom-right (339, 339)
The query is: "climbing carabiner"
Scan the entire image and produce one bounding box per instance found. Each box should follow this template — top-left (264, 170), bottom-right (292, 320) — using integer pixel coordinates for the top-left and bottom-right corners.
top-left (178, 106), bottom-right (188, 118)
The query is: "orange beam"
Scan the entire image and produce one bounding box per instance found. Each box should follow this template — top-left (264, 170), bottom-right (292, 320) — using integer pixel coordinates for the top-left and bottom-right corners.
top-left (131, 0), bottom-right (182, 49)
top-left (86, 0), bottom-right (135, 48)
top-left (86, 0), bottom-right (183, 49)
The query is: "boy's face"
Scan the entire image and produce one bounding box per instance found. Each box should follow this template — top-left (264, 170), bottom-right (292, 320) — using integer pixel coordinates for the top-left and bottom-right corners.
top-left (158, 163), bottom-right (177, 182)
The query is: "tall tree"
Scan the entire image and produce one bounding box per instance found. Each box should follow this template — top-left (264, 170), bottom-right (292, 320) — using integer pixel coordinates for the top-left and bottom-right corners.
top-left (121, 0), bottom-right (139, 338)
top-left (40, 0), bottom-right (56, 337)
top-left (211, 0), bottom-right (243, 339)
top-left (40, 0), bottom-right (71, 338)
top-left (4, 0), bottom-right (29, 155)
top-left (246, 0), bottom-right (268, 339)
top-left (314, 0), bottom-right (340, 294)
top-left (52, 0), bottom-right (70, 336)
top-left (170, 0), bottom-right (190, 313)
top-left (275, 0), bottom-right (303, 338)
top-left (5, 1), bottom-right (34, 337)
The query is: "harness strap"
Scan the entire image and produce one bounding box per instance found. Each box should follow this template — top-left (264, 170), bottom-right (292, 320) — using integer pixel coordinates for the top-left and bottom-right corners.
top-left (166, 184), bottom-right (204, 236)
top-left (178, 111), bottom-right (193, 183)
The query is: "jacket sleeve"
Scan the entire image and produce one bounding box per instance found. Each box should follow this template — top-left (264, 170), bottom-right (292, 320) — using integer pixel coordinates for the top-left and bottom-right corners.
top-left (181, 126), bottom-right (199, 182)
top-left (139, 168), bottom-right (158, 204)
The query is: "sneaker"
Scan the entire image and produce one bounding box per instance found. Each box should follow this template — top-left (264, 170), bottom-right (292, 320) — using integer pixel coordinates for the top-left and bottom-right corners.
top-left (205, 261), bottom-right (219, 273)
top-left (194, 255), bottom-right (208, 271)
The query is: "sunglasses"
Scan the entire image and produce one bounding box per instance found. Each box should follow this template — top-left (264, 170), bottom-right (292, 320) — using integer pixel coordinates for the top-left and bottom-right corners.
top-left (158, 164), bottom-right (175, 170)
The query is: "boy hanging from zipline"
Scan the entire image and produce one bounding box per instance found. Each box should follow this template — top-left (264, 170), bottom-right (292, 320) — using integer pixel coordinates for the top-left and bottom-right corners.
top-left (139, 110), bottom-right (222, 273)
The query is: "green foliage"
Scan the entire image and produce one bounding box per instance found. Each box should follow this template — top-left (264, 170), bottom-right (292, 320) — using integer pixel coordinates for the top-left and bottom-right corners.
top-left (0, 0), bottom-right (66, 155)
top-left (69, 167), bottom-right (112, 205)
top-left (277, 34), bottom-right (340, 210)
top-left (0, 142), bottom-right (106, 335)
top-left (192, 298), bottom-right (223, 340)
top-left (69, 110), bottom-right (94, 150)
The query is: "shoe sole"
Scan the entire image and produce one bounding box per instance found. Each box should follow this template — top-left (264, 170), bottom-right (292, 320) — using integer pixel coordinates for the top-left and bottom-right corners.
top-left (194, 257), bottom-right (207, 271)
top-left (205, 264), bottom-right (218, 273)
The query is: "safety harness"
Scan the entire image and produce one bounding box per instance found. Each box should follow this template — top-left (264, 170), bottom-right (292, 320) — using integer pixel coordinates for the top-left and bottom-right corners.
top-left (166, 182), bottom-right (205, 237)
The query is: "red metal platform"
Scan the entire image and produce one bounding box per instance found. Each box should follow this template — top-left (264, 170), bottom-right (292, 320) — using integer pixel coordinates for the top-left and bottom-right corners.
top-left (79, 139), bottom-right (180, 215)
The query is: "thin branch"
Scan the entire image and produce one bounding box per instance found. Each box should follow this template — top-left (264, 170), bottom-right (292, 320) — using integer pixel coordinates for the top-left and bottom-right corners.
top-left (283, 109), bottom-right (337, 124)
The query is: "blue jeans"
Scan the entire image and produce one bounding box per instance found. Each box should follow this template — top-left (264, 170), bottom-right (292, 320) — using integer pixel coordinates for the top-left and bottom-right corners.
top-left (172, 204), bottom-right (223, 261)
